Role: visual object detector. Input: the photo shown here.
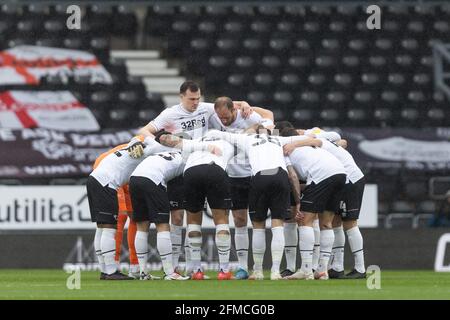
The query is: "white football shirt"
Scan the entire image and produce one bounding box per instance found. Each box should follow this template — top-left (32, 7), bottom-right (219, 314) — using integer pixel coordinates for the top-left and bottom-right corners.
top-left (288, 142), bottom-right (347, 185)
top-left (205, 130), bottom-right (304, 176)
top-left (209, 110), bottom-right (264, 178)
top-left (304, 128), bottom-right (341, 142)
top-left (318, 138), bottom-right (364, 183)
top-left (90, 138), bottom-right (175, 189)
top-left (150, 102), bottom-right (215, 139)
top-left (182, 137), bottom-right (235, 172)
top-left (131, 151), bottom-right (184, 188)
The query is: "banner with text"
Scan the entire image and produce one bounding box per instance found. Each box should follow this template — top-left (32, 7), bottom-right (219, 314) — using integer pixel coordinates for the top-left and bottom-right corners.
top-left (0, 185), bottom-right (379, 229)
top-left (0, 128), bottom-right (135, 178)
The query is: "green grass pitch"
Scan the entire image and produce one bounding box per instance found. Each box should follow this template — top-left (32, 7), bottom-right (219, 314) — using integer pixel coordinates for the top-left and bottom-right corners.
top-left (0, 269), bottom-right (449, 300)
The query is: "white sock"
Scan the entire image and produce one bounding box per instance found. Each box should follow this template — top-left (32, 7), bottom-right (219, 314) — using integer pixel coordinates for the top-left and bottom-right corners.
top-left (135, 230), bottom-right (149, 275)
top-left (252, 229), bottom-right (266, 271)
top-left (101, 228), bottom-right (117, 275)
top-left (170, 224), bottom-right (183, 269)
top-left (188, 224), bottom-right (202, 272)
top-left (157, 231), bottom-right (174, 275)
top-left (346, 226), bottom-right (365, 273)
top-left (271, 226), bottom-right (285, 273)
top-left (299, 226), bottom-right (314, 273)
top-left (331, 226), bottom-right (345, 272)
top-left (234, 226), bottom-right (249, 271)
top-left (215, 224), bottom-right (231, 272)
top-left (184, 230), bottom-right (192, 273)
top-left (312, 219), bottom-right (320, 270)
top-left (94, 227), bottom-right (105, 273)
top-left (317, 229), bottom-right (334, 273)
top-left (283, 222), bottom-right (298, 272)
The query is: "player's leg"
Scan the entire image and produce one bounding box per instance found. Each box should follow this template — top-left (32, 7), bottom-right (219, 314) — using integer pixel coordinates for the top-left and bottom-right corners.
top-left (87, 176), bottom-right (133, 280)
top-left (170, 209), bottom-right (184, 272)
top-left (129, 176), bottom-right (162, 280)
top-left (205, 165), bottom-right (233, 279)
top-left (114, 212), bottom-right (127, 268)
top-left (342, 177), bottom-right (367, 278)
top-left (268, 171), bottom-right (290, 280)
top-left (315, 211), bottom-right (335, 280)
top-left (148, 181), bottom-right (189, 281)
top-left (126, 214), bottom-right (139, 277)
top-left (270, 218), bottom-right (285, 280)
top-left (122, 185), bottom-right (139, 277)
top-left (232, 209), bottom-right (250, 279)
top-left (282, 192), bottom-right (298, 278)
top-left (315, 174), bottom-right (347, 280)
top-left (285, 179), bottom-right (324, 280)
top-left (328, 214), bottom-right (346, 279)
top-left (167, 176), bottom-right (186, 273)
top-left (87, 179), bottom-right (106, 279)
top-left (155, 222), bottom-right (189, 281)
top-left (186, 212), bottom-right (203, 279)
top-left (343, 219), bottom-right (366, 278)
top-left (134, 220), bottom-right (150, 278)
top-left (248, 174), bottom-right (272, 280)
top-left (284, 211), bottom-right (315, 280)
top-left (230, 176), bottom-right (251, 279)
top-left (212, 209), bottom-right (232, 279)
top-left (114, 187), bottom-right (128, 269)
top-left (312, 214), bottom-right (320, 271)
top-left (249, 220), bottom-right (266, 280)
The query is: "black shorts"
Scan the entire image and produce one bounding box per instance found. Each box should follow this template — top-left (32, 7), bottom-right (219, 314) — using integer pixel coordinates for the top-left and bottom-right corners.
top-left (300, 174), bottom-right (347, 214)
top-left (249, 168), bottom-right (291, 222)
top-left (129, 176), bottom-right (170, 224)
top-left (230, 177), bottom-right (251, 210)
top-left (340, 177), bottom-right (366, 221)
top-left (183, 163), bottom-right (232, 213)
top-left (86, 176), bottom-right (118, 224)
top-left (167, 175), bottom-right (185, 210)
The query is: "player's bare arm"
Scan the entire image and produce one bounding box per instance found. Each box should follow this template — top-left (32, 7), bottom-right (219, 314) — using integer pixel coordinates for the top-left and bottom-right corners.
top-left (138, 121), bottom-right (158, 137)
top-left (287, 165), bottom-right (301, 216)
top-left (232, 100), bottom-right (253, 118)
top-left (252, 107), bottom-right (274, 122)
top-left (283, 138), bottom-right (321, 156)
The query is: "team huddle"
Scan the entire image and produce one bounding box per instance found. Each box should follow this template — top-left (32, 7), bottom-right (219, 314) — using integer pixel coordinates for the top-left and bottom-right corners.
top-left (86, 81), bottom-right (366, 281)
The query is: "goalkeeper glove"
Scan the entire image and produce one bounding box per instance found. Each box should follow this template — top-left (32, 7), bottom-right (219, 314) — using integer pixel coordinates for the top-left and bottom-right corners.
top-left (127, 141), bottom-right (145, 158)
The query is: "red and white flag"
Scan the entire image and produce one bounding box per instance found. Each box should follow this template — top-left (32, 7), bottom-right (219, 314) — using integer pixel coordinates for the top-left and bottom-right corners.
top-left (0, 45), bottom-right (112, 85)
top-left (0, 91), bottom-right (100, 131)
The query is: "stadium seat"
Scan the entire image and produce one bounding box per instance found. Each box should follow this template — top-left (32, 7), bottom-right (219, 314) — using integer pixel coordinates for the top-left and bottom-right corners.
top-left (291, 108), bottom-right (317, 128)
top-left (197, 21), bottom-right (217, 38)
top-left (346, 108), bottom-right (371, 127)
top-left (108, 108), bottom-right (134, 128)
top-left (89, 90), bottom-right (114, 110)
top-left (254, 73), bottom-right (275, 89)
top-left (319, 108), bottom-right (342, 127)
top-left (112, 5), bottom-right (138, 38)
top-left (416, 200), bottom-right (437, 215)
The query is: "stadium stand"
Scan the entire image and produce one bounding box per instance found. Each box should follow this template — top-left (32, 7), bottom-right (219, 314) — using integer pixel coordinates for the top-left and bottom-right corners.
top-left (1, 1), bottom-right (449, 228)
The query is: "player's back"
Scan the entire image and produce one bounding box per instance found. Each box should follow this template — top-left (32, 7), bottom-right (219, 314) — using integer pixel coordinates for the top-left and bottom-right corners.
top-left (132, 151), bottom-right (184, 187)
top-left (319, 139), bottom-right (364, 183)
top-left (289, 146), bottom-right (346, 185)
top-left (245, 134), bottom-right (286, 175)
top-left (184, 137), bottom-right (235, 172)
top-left (91, 145), bottom-right (146, 189)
